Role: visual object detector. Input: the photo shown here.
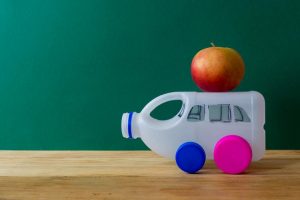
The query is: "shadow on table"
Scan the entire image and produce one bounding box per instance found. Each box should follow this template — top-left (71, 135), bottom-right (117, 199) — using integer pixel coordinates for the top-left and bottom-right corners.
top-left (248, 157), bottom-right (298, 175)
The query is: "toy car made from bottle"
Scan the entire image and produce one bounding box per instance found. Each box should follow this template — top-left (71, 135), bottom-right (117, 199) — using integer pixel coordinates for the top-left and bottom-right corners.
top-left (121, 91), bottom-right (265, 174)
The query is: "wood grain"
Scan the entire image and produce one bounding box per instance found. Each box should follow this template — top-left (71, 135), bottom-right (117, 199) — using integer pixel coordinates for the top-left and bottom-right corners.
top-left (0, 150), bottom-right (299, 200)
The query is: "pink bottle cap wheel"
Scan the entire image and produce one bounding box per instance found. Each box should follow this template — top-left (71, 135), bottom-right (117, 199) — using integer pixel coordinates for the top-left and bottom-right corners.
top-left (214, 135), bottom-right (252, 174)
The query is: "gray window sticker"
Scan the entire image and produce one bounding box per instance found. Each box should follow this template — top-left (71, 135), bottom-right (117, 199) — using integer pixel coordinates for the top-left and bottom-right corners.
top-left (208, 104), bottom-right (231, 122)
top-left (221, 104), bottom-right (231, 122)
top-left (187, 105), bottom-right (205, 121)
top-left (234, 106), bottom-right (251, 122)
top-left (208, 104), bottom-right (221, 121)
top-left (234, 106), bottom-right (243, 121)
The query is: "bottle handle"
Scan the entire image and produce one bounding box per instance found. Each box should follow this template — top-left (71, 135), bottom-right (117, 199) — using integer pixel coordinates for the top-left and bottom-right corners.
top-left (141, 92), bottom-right (187, 118)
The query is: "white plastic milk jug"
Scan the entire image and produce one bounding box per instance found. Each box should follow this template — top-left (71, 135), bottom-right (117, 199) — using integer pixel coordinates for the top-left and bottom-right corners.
top-left (121, 91), bottom-right (265, 174)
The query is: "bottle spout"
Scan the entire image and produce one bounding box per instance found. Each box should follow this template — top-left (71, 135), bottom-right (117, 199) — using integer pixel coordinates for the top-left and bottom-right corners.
top-left (121, 112), bottom-right (139, 139)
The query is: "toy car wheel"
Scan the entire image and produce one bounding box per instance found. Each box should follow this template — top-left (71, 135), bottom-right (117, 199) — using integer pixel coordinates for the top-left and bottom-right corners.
top-left (214, 135), bottom-right (252, 174)
top-left (175, 142), bottom-right (206, 174)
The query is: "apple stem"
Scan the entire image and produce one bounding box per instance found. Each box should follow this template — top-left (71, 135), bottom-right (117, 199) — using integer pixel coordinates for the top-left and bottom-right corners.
top-left (210, 42), bottom-right (216, 47)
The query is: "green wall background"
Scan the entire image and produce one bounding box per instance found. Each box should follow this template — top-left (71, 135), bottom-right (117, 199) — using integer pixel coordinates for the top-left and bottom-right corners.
top-left (0, 0), bottom-right (299, 150)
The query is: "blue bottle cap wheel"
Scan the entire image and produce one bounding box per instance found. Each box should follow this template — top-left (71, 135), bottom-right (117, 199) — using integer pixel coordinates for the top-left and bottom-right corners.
top-left (175, 142), bottom-right (206, 174)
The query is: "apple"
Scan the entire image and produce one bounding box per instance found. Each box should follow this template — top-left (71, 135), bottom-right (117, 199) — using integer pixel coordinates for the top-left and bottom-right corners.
top-left (191, 45), bottom-right (245, 92)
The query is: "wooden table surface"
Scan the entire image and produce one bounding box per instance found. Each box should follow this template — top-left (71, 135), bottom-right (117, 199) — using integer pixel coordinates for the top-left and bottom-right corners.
top-left (0, 150), bottom-right (299, 200)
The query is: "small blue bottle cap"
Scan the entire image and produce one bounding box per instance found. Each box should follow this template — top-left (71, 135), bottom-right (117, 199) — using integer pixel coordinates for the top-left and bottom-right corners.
top-left (175, 142), bottom-right (206, 174)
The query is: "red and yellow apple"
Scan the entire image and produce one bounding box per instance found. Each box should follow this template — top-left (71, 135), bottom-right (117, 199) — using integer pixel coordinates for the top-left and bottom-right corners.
top-left (191, 46), bottom-right (245, 92)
